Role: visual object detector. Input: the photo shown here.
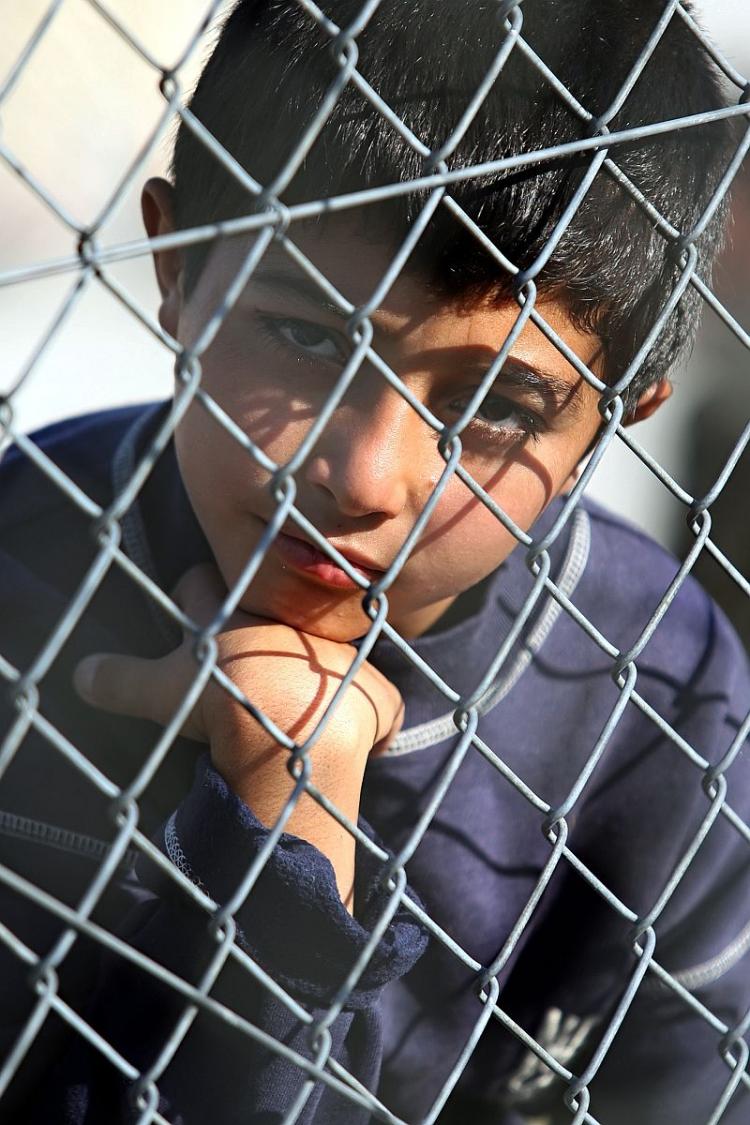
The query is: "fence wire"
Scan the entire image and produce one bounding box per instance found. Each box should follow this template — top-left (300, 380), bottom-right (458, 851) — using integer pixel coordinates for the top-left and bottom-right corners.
top-left (1, 1), bottom-right (750, 1123)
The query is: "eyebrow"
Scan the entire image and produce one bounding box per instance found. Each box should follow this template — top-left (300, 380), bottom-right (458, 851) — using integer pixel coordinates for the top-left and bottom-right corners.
top-left (248, 268), bottom-right (590, 416)
top-left (495, 359), bottom-right (588, 417)
top-left (247, 269), bottom-right (350, 320)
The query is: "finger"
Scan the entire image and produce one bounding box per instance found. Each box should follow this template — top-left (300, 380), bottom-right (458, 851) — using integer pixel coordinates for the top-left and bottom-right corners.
top-left (74, 652), bottom-right (169, 724)
top-left (172, 563), bottom-right (227, 626)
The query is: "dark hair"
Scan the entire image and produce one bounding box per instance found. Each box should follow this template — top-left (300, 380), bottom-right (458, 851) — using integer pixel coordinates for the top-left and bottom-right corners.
top-left (170, 0), bottom-right (736, 412)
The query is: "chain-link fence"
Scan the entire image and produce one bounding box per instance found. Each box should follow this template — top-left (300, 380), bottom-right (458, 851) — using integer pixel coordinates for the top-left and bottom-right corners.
top-left (1, 1), bottom-right (750, 1122)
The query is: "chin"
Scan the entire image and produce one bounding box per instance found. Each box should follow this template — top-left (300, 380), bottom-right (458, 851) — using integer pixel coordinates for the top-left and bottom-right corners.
top-left (237, 587), bottom-right (372, 645)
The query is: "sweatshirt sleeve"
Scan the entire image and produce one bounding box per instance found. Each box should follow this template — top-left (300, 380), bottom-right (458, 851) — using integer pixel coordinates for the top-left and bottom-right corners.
top-left (54, 754), bottom-right (428, 1125)
top-left (564, 590), bottom-right (750, 1124)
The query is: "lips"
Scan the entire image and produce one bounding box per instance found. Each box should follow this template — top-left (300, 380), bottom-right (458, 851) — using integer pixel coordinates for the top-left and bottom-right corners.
top-left (270, 528), bottom-right (385, 590)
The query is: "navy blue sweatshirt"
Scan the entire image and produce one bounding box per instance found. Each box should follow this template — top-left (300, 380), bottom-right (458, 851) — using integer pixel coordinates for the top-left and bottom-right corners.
top-left (1, 403), bottom-right (749, 1124)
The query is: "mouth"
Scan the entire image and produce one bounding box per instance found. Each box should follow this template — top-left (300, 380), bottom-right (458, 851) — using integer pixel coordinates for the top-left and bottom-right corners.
top-left (270, 528), bottom-right (385, 590)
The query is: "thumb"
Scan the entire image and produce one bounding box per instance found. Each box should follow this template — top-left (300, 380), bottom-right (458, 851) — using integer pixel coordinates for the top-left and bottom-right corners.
top-left (74, 652), bottom-right (165, 723)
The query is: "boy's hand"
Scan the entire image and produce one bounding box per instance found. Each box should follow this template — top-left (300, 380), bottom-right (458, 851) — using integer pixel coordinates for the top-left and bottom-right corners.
top-left (74, 564), bottom-right (403, 909)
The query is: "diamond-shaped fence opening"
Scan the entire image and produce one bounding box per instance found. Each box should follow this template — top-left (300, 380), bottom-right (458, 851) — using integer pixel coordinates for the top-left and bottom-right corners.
top-left (1, 2), bottom-right (750, 1123)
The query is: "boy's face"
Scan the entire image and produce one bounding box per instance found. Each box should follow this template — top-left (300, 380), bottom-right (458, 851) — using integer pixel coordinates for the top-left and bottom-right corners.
top-left (146, 184), bottom-right (664, 643)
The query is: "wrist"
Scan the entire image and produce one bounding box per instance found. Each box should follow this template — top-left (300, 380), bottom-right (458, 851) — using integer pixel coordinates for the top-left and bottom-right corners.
top-left (211, 735), bottom-right (364, 912)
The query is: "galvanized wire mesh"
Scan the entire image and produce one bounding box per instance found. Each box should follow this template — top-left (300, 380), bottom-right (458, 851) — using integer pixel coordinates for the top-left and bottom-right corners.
top-left (1, 1), bottom-right (750, 1122)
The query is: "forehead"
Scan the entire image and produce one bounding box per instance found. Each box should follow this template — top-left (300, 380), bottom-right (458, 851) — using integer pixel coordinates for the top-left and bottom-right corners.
top-left (192, 218), bottom-right (603, 382)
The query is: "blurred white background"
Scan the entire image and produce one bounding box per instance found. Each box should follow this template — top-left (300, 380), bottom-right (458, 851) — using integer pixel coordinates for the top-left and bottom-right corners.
top-left (1, 0), bottom-right (748, 551)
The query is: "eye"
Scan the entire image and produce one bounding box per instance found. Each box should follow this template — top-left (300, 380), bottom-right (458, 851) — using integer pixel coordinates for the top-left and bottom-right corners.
top-left (448, 392), bottom-right (544, 442)
top-left (263, 315), bottom-right (349, 363)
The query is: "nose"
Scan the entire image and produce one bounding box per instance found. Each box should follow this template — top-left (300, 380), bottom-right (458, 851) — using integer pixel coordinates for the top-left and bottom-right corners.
top-left (304, 387), bottom-right (417, 521)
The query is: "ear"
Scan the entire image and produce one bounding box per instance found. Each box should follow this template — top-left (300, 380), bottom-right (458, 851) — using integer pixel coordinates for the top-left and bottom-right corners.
top-left (141, 177), bottom-right (183, 339)
top-left (624, 378), bottom-right (673, 425)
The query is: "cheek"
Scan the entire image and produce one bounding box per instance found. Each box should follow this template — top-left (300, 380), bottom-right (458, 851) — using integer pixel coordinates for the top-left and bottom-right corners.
top-left (431, 453), bottom-right (556, 544)
top-left (174, 366), bottom-right (311, 507)
top-left (195, 347), bottom-right (321, 467)
top-left (415, 447), bottom-right (572, 584)
top-left (479, 434), bottom-right (587, 529)
top-left (174, 403), bottom-right (265, 534)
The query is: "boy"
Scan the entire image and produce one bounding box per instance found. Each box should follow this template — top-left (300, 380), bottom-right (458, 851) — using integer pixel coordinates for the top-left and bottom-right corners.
top-left (1, 0), bottom-right (749, 1122)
